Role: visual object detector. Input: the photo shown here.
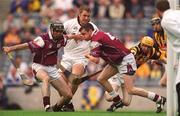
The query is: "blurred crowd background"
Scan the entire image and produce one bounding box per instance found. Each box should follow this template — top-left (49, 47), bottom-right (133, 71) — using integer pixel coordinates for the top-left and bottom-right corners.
top-left (0, 0), bottom-right (166, 110)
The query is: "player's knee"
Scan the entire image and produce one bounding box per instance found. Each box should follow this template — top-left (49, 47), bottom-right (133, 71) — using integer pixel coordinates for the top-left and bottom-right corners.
top-left (41, 76), bottom-right (50, 83)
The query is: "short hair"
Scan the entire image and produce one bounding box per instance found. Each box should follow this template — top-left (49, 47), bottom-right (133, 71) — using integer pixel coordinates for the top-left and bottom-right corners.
top-left (156, 0), bottom-right (170, 12)
top-left (79, 5), bottom-right (91, 13)
top-left (79, 23), bottom-right (94, 32)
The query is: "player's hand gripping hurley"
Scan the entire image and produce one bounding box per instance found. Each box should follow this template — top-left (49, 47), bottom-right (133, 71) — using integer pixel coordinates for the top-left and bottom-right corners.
top-left (7, 53), bottom-right (34, 86)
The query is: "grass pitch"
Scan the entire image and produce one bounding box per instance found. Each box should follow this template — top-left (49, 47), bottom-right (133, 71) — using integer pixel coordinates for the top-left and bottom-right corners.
top-left (0, 111), bottom-right (166, 116)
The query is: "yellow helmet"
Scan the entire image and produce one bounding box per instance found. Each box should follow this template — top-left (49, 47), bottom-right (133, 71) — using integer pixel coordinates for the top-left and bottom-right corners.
top-left (141, 36), bottom-right (154, 47)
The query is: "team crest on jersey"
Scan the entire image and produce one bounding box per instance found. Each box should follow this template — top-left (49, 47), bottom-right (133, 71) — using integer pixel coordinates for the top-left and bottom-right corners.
top-left (73, 26), bottom-right (78, 32)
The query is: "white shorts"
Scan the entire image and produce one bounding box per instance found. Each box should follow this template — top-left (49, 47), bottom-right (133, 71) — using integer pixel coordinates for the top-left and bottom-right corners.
top-left (32, 63), bottom-right (60, 82)
top-left (61, 56), bottom-right (88, 71)
top-left (108, 73), bottom-right (124, 87)
top-left (116, 53), bottom-right (137, 75)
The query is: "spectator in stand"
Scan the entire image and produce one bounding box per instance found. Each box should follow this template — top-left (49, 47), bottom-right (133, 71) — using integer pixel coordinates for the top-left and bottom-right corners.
top-left (38, 18), bottom-right (49, 33)
top-left (66, 8), bottom-right (77, 19)
top-left (54, 8), bottom-right (77, 23)
top-left (53, 0), bottom-right (73, 11)
top-left (20, 14), bottom-right (35, 33)
top-left (3, 13), bottom-right (18, 32)
top-left (3, 26), bottom-right (21, 46)
top-left (53, 8), bottom-right (68, 23)
top-left (20, 30), bottom-right (33, 43)
top-left (108, 0), bottom-right (125, 19)
top-left (123, 34), bottom-right (136, 49)
top-left (33, 26), bottom-right (43, 36)
top-left (93, 0), bottom-right (110, 19)
top-left (142, 0), bottom-right (155, 18)
top-left (10, 0), bottom-right (29, 15)
top-left (40, 0), bottom-right (55, 19)
top-left (125, 0), bottom-right (144, 19)
top-left (72, 0), bottom-right (85, 8)
top-left (28, 0), bottom-right (42, 13)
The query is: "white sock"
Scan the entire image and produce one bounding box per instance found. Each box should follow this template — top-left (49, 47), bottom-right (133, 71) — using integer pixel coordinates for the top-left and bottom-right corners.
top-left (69, 100), bottom-right (72, 104)
top-left (147, 92), bottom-right (155, 100)
top-left (148, 92), bottom-right (161, 102)
top-left (45, 105), bottom-right (50, 110)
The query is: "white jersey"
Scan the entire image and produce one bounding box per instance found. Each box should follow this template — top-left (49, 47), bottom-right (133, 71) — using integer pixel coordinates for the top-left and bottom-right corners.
top-left (63, 18), bottom-right (98, 58)
top-left (161, 9), bottom-right (180, 52)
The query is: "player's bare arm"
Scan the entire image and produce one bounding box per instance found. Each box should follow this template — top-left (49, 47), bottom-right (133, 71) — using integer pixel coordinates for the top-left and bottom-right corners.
top-left (85, 54), bottom-right (100, 64)
top-left (3, 43), bottom-right (29, 53)
top-left (65, 34), bottom-right (85, 40)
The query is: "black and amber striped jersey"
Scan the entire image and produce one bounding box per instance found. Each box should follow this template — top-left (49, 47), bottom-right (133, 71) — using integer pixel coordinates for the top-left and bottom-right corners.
top-left (130, 44), bottom-right (164, 68)
top-left (153, 30), bottom-right (167, 51)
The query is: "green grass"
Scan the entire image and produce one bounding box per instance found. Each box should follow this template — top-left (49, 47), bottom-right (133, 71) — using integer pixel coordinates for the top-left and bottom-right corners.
top-left (0, 111), bottom-right (166, 116)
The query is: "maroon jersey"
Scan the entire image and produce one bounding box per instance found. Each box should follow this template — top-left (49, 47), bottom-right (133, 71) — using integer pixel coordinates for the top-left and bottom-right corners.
top-left (28, 33), bottom-right (67, 66)
top-left (90, 31), bottom-right (130, 65)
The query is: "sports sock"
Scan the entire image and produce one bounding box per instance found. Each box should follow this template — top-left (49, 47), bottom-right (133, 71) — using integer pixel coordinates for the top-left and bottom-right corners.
top-left (147, 92), bottom-right (161, 102)
top-left (43, 96), bottom-right (50, 108)
top-left (112, 95), bottom-right (121, 102)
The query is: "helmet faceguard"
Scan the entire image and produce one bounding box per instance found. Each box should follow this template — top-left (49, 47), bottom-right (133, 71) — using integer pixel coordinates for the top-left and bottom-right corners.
top-left (50, 21), bottom-right (64, 33)
top-left (50, 20), bottom-right (65, 41)
top-left (151, 17), bottom-right (161, 26)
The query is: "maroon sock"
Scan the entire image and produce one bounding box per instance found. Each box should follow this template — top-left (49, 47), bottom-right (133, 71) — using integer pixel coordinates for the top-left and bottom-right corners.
top-left (153, 94), bottom-right (160, 102)
top-left (112, 95), bottom-right (121, 102)
top-left (43, 96), bottom-right (50, 108)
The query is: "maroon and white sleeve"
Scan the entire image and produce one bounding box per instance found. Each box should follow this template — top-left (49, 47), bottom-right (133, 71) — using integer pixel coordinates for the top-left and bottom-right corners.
top-left (28, 36), bottom-right (45, 53)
